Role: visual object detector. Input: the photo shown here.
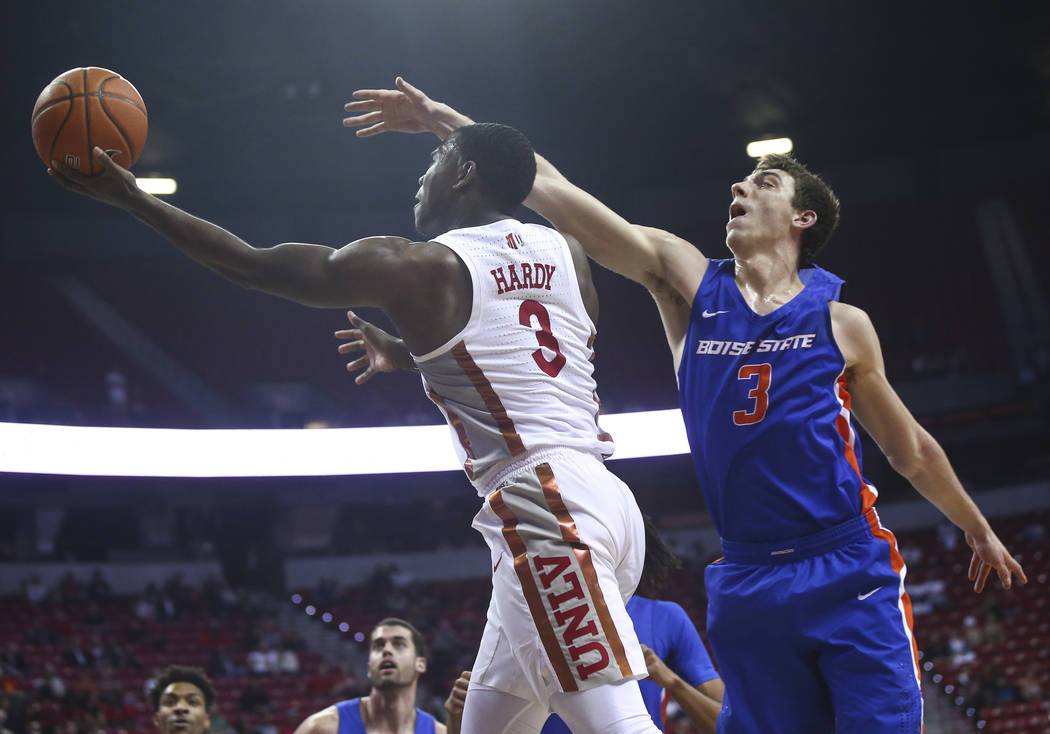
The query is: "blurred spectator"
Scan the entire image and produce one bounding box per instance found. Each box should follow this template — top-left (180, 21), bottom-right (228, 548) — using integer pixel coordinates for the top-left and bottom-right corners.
top-left (982, 615), bottom-right (1006, 646)
top-left (206, 648), bottom-right (241, 679)
top-left (278, 646), bottom-right (300, 675)
top-left (64, 638), bottom-right (92, 669)
top-left (134, 595), bottom-right (157, 622)
top-left (1023, 519), bottom-right (1047, 543)
top-left (23, 576), bottom-right (48, 604)
top-left (246, 649), bottom-right (269, 676)
top-left (1018, 666), bottom-right (1045, 703)
top-left (0, 709), bottom-right (13, 734)
top-left (963, 615), bottom-right (984, 649)
top-left (85, 571), bottom-right (113, 603)
top-left (32, 664), bottom-right (65, 700)
top-left (0, 643), bottom-right (26, 677)
top-left (937, 521), bottom-right (960, 551)
top-left (991, 674), bottom-right (1019, 705)
top-left (239, 681), bottom-right (270, 713)
top-left (948, 631), bottom-right (975, 666)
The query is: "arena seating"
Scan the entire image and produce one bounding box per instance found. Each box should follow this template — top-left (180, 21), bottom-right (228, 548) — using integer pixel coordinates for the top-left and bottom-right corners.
top-left (0, 509), bottom-right (1046, 734)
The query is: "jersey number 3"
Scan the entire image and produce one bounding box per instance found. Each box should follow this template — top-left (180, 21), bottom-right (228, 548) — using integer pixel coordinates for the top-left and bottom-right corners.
top-left (733, 363), bottom-right (771, 425)
top-left (520, 300), bottom-right (566, 377)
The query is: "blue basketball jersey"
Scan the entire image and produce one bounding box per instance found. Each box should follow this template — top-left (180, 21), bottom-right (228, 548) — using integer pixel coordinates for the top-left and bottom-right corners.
top-left (541, 596), bottom-right (719, 732)
top-left (335, 698), bottom-right (436, 734)
top-left (677, 259), bottom-right (878, 542)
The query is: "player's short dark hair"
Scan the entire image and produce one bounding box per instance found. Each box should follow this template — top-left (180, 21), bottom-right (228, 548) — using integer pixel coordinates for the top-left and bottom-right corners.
top-left (372, 617), bottom-right (426, 659)
top-left (148, 665), bottom-right (216, 711)
top-left (754, 153), bottom-right (841, 267)
top-left (635, 514), bottom-right (683, 598)
top-left (447, 123), bottom-right (537, 214)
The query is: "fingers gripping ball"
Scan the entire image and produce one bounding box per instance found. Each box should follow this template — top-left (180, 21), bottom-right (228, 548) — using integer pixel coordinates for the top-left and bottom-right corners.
top-left (31, 67), bottom-right (148, 175)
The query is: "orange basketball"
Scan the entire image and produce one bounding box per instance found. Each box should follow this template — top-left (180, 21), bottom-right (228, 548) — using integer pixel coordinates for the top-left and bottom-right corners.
top-left (31, 67), bottom-right (148, 175)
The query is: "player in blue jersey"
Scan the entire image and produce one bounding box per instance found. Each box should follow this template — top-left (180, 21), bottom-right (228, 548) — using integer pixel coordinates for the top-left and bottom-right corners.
top-left (293, 618), bottom-right (445, 734)
top-left (341, 78), bottom-right (1028, 733)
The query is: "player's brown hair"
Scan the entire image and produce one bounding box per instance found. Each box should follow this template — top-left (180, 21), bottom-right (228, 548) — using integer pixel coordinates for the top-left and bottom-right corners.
top-left (372, 617), bottom-right (426, 659)
top-left (754, 153), bottom-right (841, 267)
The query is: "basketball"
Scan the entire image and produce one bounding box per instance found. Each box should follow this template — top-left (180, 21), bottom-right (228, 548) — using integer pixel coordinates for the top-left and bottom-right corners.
top-left (31, 67), bottom-right (148, 175)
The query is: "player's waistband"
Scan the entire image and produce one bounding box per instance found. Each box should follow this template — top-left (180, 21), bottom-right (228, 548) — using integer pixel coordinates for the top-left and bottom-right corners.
top-left (475, 446), bottom-right (605, 497)
top-left (720, 508), bottom-right (879, 565)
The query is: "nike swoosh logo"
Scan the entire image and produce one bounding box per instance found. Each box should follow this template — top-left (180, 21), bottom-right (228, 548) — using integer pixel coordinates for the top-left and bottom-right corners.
top-left (857, 586), bottom-right (884, 600)
top-left (701, 309), bottom-right (730, 318)
top-left (493, 553), bottom-right (504, 573)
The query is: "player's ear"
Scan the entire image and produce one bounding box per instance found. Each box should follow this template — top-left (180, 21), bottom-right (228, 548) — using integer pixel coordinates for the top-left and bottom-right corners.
top-left (415, 657), bottom-right (427, 674)
top-left (453, 160), bottom-right (477, 192)
top-left (793, 209), bottom-right (817, 230)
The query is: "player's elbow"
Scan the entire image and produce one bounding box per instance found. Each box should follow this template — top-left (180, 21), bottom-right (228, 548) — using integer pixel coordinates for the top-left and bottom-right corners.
top-left (885, 430), bottom-right (938, 481)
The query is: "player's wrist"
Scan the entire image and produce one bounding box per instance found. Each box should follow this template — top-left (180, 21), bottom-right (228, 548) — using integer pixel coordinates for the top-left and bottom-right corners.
top-left (428, 103), bottom-right (471, 139)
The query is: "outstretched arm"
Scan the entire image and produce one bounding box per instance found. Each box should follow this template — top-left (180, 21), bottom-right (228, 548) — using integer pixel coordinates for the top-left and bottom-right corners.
top-left (833, 302), bottom-right (1027, 592)
top-left (344, 78), bottom-right (707, 359)
top-left (49, 148), bottom-right (417, 310)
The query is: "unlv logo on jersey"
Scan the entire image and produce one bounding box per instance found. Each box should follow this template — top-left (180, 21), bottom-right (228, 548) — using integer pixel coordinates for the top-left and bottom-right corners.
top-left (505, 232), bottom-right (523, 250)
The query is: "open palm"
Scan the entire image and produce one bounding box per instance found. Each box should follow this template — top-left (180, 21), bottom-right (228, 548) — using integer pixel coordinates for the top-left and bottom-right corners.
top-left (343, 77), bottom-right (438, 137)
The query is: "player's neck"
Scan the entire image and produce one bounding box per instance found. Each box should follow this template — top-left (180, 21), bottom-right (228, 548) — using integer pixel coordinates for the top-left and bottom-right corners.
top-left (732, 248), bottom-right (804, 313)
top-left (439, 204), bottom-right (511, 236)
top-left (361, 687), bottom-right (417, 732)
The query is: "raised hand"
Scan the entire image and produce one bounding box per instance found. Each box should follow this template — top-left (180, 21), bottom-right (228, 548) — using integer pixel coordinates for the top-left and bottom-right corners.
top-left (343, 76), bottom-right (440, 136)
top-left (966, 529), bottom-right (1027, 593)
top-left (334, 310), bottom-right (412, 384)
top-left (47, 146), bottom-right (143, 209)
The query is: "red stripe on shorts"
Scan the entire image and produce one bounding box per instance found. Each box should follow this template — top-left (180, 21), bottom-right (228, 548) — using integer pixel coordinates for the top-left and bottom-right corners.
top-left (488, 488), bottom-right (578, 692)
top-left (535, 463), bottom-right (634, 678)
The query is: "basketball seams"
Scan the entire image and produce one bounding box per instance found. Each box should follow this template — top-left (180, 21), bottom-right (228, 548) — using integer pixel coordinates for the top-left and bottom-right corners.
top-left (44, 82), bottom-right (75, 170)
top-left (98, 77), bottom-right (140, 161)
top-left (82, 68), bottom-right (93, 175)
top-left (33, 93), bottom-right (147, 121)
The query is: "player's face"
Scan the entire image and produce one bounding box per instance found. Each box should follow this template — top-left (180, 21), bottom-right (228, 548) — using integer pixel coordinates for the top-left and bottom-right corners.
top-left (725, 168), bottom-right (800, 251)
top-left (153, 682), bottom-right (210, 734)
top-left (367, 625), bottom-right (425, 690)
top-left (414, 144), bottom-right (460, 237)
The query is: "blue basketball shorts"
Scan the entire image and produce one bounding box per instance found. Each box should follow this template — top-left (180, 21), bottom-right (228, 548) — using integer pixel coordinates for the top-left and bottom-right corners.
top-left (704, 508), bottom-right (923, 733)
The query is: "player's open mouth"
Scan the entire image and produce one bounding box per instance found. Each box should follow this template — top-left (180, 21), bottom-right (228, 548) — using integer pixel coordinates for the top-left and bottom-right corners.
top-left (379, 661), bottom-right (397, 670)
top-left (729, 202), bottom-right (747, 219)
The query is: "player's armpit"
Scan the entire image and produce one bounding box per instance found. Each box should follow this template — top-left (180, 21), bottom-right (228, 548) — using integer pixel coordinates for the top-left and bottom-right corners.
top-left (830, 303), bottom-right (927, 476)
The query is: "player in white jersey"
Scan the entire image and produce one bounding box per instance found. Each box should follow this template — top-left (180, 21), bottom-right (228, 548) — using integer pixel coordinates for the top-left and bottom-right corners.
top-left (49, 123), bottom-right (658, 734)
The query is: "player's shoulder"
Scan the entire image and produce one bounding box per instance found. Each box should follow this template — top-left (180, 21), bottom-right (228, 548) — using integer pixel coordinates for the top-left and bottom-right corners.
top-left (631, 595), bottom-right (689, 618)
top-left (829, 301), bottom-right (876, 337)
top-left (293, 704), bottom-right (341, 734)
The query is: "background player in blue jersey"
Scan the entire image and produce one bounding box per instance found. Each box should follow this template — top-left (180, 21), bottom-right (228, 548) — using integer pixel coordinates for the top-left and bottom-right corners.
top-left (340, 78), bottom-right (1028, 733)
top-left (293, 618), bottom-right (444, 734)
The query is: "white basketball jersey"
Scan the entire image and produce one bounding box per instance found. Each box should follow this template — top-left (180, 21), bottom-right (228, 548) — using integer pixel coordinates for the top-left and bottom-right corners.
top-left (414, 219), bottom-right (614, 494)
